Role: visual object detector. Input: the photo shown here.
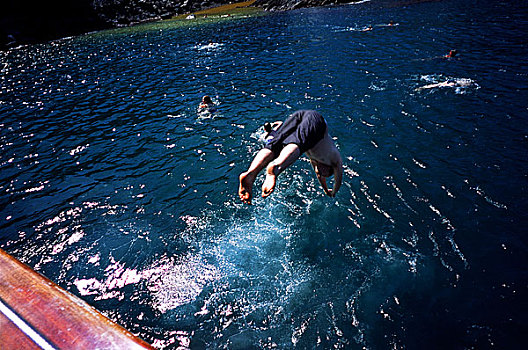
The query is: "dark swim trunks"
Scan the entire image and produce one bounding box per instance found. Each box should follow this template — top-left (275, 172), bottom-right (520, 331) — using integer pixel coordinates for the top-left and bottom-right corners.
top-left (265, 110), bottom-right (327, 156)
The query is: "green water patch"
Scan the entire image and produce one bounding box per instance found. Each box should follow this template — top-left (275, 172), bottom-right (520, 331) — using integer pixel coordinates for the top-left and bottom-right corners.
top-left (83, 1), bottom-right (264, 39)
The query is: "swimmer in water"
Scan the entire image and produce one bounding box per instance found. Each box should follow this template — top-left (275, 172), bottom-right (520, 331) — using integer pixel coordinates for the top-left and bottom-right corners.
top-left (239, 110), bottom-right (343, 204)
top-left (362, 25), bottom-right (373, 31)
top-left (445, 49), bottom-right (458, 58)
top-left (413, 49), bottom-right (459, 62)
top-left (415, 78), bottom-right (473, 91)
top-left (199, 95), bottom-right (217, 112)
top-left (262, 121), bottom-right (282, 144)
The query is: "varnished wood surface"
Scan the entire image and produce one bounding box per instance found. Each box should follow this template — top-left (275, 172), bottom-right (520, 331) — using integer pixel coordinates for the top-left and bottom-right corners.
top-left (0, 311), bottom-right (42, 349)
top-left (0, 248), bottom-right (154, 349)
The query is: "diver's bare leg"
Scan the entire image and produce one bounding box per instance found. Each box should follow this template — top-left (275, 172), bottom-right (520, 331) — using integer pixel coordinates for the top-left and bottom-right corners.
top-left (239, 148), bottom-right (275, 204)
top-left (262, 144), bottom-right (301, 198)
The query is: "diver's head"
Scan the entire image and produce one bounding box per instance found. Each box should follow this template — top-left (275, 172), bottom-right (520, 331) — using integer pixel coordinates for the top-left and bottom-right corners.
top-left (316, 162), bottom-right (334, 177)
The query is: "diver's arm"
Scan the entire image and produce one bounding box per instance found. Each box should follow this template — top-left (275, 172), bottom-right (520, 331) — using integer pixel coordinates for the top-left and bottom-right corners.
top-left (330, 160), bottom-right (343, 197)
top-left (311, 160), bottom-right (332, 196)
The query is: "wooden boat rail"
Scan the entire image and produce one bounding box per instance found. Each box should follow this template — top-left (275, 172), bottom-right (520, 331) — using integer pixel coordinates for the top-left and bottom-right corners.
top-left (0, 248), bottom-right (154, 349)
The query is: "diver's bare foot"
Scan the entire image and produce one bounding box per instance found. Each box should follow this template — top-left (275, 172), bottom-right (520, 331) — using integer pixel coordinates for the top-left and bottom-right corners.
top-left (239, 171), bottom-right (255, 204)
top-left (262, 163), bottom-right (278, 198)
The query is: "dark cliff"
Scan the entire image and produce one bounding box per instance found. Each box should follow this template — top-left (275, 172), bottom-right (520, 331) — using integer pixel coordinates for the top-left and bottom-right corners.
top-left (1, 1), bottom-right (107, 49)
top-left (1, 0), bottom-right (352, 50)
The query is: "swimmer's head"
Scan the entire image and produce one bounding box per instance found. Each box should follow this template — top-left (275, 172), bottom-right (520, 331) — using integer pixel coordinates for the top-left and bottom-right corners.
top-left (202, 95), bottom-right (213, 104)
top-left (264, 122), bottom-right (272, 133)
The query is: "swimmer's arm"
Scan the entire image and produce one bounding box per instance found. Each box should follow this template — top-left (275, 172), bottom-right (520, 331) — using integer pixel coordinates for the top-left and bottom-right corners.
top-left (415, 83), bottom-right (437, 91)
top-left (416, 81), bottom-right (455, 91)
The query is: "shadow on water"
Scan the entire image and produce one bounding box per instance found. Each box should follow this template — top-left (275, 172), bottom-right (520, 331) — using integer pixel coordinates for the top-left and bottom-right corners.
top-left (1, 0), bottom-right (528, 348)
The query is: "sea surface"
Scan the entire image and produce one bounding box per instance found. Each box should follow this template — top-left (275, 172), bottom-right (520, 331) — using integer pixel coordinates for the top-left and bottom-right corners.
top-left (1, 0), bottom-right (527, 348)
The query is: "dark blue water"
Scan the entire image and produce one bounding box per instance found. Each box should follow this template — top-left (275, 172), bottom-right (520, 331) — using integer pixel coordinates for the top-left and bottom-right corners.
top-left (1, 0), bottom-right (527, 348)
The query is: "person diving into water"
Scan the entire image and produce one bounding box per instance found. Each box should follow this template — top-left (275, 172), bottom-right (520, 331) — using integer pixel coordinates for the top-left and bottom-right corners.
top-left (239, 110), bottom-right (343, 204)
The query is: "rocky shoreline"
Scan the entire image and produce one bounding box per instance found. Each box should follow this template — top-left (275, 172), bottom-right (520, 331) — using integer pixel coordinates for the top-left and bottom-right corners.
top-left (1, 0), bottom-right (354, 50)
top-left (255, 0), bottom-right (353, 11)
